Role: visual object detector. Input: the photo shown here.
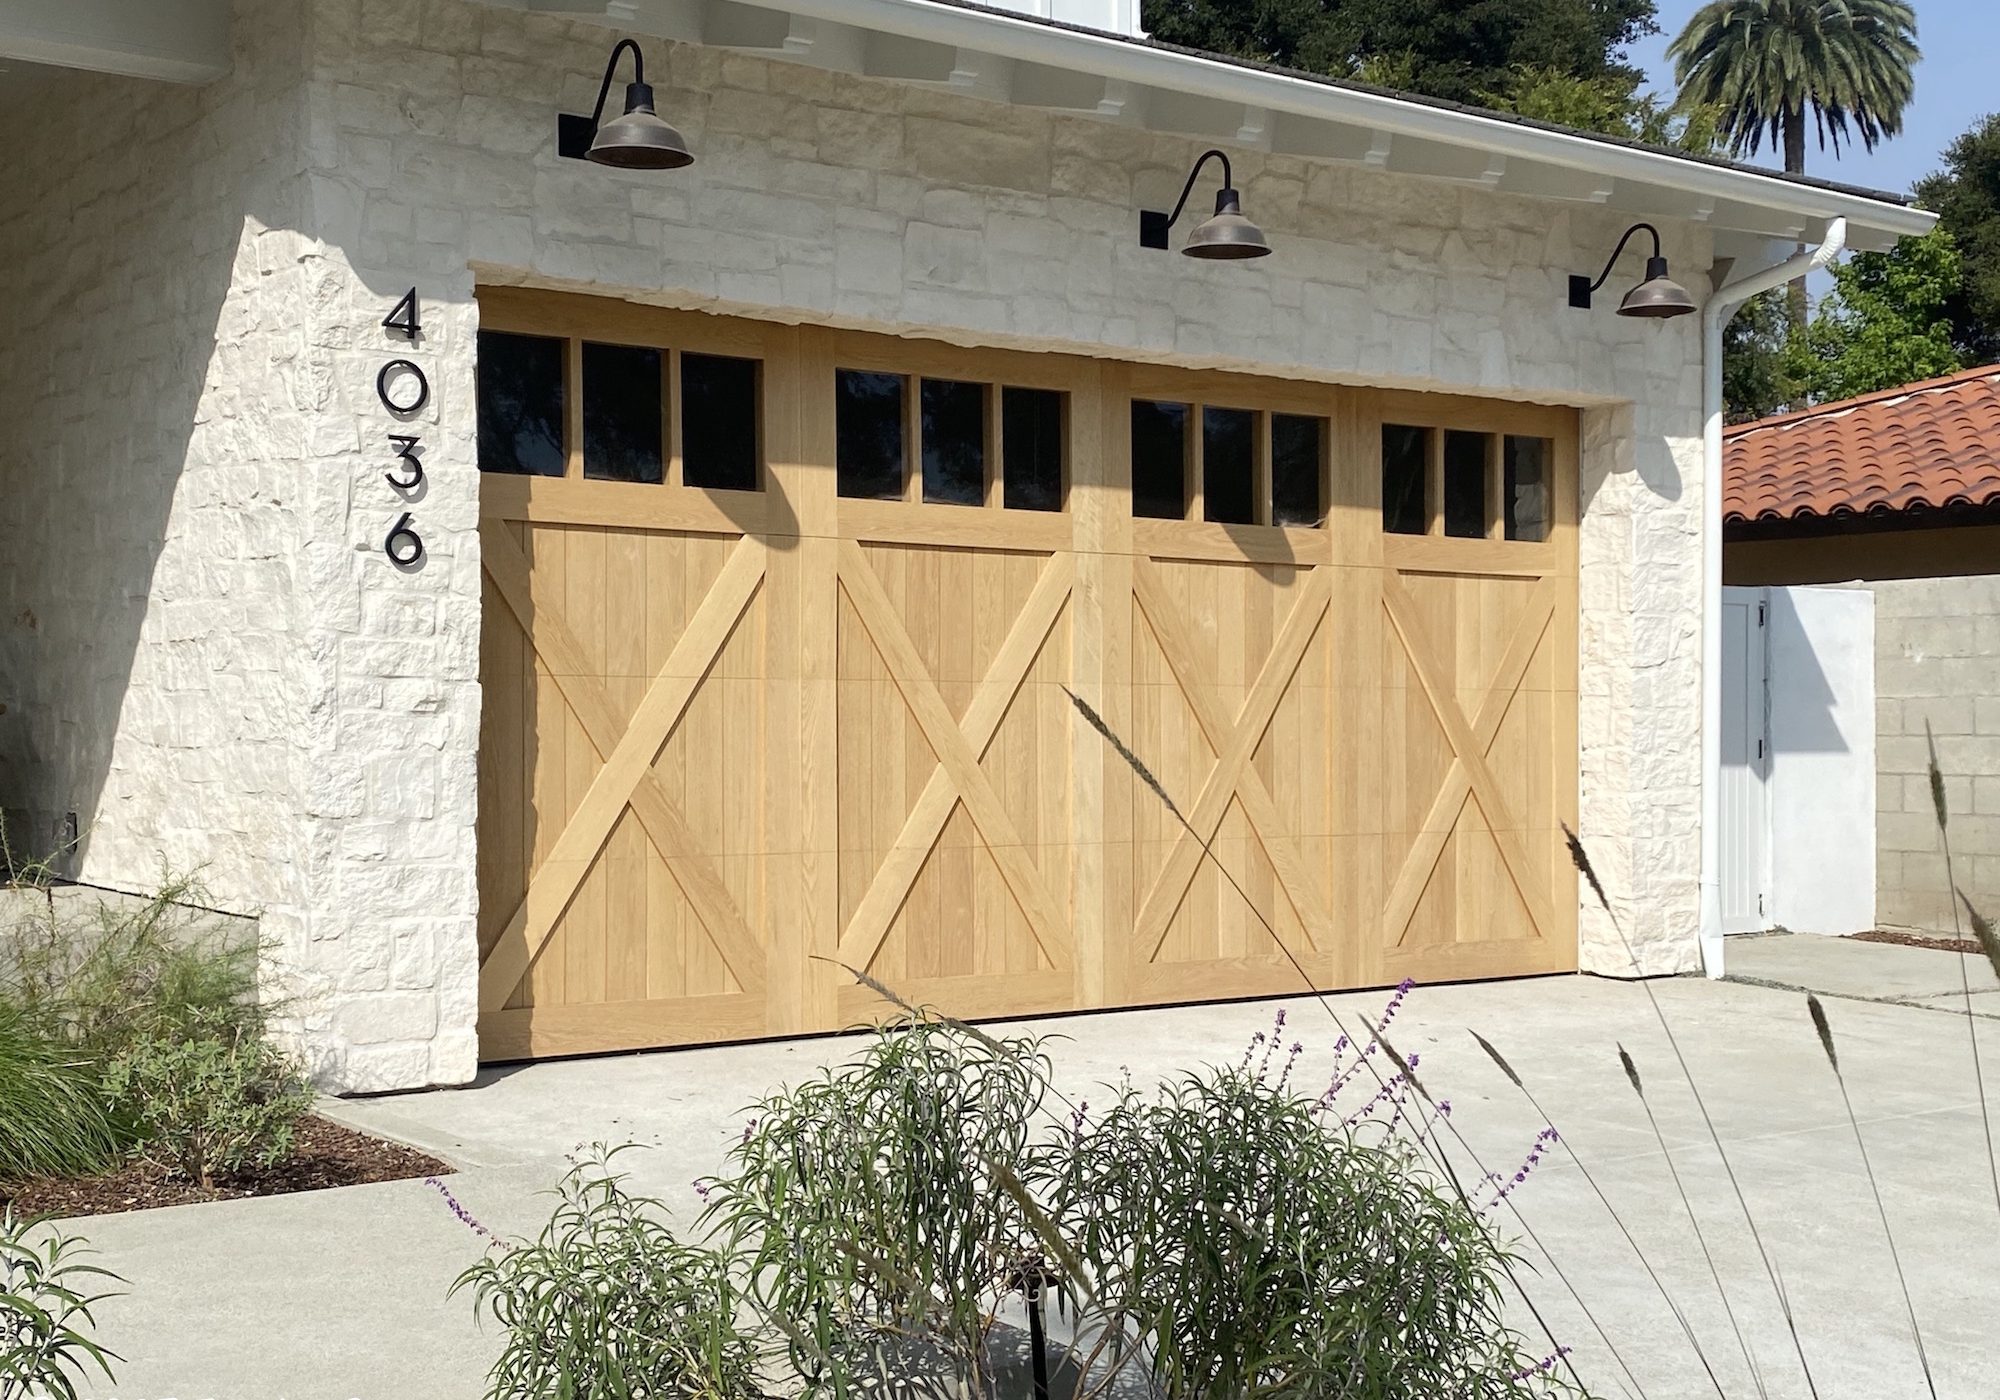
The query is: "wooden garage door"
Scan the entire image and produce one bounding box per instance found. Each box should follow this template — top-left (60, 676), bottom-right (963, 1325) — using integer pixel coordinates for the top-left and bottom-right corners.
top-left (475, 290), bottom-right (1577, 1061)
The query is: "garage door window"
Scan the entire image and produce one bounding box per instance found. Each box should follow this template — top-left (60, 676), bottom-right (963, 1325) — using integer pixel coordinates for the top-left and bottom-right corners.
top-left (1505, 435), bottom-right (1550, 541)
top-left (682, 353), bottom-right (760, 492)
top-left (837, 370), bottom-right (1069, 511)
top-left (1136, 399), bottom-right (1328, 528)
top-left (921, 378), bottom-right (987, 506)
top-left (582, 341), bottom-right (664, 484)
top-left (1003, 388), bottom-right (1064, 511)
top-left (477, 331), bottom-right (566, 477)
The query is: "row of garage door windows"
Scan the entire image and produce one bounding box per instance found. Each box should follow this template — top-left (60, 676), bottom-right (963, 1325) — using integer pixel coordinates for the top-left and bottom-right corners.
top-left (476, 329), bottom-right (1550, 541)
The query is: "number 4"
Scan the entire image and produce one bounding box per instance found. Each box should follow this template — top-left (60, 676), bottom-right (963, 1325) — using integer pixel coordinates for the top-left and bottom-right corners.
top-left (383, 287), bottom-right (421, 341)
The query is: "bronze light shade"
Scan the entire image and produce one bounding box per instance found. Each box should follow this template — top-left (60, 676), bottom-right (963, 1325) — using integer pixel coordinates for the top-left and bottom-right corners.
top-left (1569, 223), bottom-right (1696, 319)
top-left (1183, 188), bottom-right (1273, 260)
top-left (1617, 255), bottom-right (1698, 318)
top-left (1141, 149), bottom-right (1273, 260)
top-left (588, 82), bottom-right (693, 170)
top-left (559, 39), bottom-right (694, 171)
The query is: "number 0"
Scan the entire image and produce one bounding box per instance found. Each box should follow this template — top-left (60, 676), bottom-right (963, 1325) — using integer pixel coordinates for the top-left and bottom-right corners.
top-left (377, 359), bottom-right (430, 415)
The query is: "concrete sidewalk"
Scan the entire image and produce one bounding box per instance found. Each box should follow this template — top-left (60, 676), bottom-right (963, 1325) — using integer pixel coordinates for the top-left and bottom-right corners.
top-left (1727, 930), bottom-right (2000, 1015)
top-left (63, 967), bottom-right (2000, 1400)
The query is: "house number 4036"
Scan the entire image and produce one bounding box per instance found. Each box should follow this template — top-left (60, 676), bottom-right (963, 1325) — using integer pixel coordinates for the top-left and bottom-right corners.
top-left (377, 287), bottom-right (427, 568)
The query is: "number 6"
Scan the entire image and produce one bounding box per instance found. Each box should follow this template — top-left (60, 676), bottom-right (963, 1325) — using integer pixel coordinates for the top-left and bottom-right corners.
top-left (384, 512), bottom-right (424, 566)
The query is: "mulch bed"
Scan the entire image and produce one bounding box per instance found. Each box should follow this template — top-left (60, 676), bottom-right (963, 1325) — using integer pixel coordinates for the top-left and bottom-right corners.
top-left (1851, 928), bottom-right (1983, 955)
top-left (0, 1115), bottom-right (449, 1219)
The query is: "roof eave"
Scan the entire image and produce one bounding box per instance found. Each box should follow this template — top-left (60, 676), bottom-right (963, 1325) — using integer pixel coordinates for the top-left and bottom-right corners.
top-left (725, 0), bottom-right (1936, 248)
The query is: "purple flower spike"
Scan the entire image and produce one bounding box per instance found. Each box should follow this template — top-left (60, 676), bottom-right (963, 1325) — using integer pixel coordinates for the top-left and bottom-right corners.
top-left (428, 1176), bottom-right (506, 1250)
top-left (1509, 1345), bottom-right (1573, 1382)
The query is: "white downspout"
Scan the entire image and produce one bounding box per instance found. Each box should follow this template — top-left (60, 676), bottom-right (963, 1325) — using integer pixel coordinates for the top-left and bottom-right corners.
top-left (1697, 217), bottom-right (1846, 977)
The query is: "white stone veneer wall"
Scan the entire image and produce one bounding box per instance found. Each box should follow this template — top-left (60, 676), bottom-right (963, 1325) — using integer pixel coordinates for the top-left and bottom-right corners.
top-left (0, 2), bottom-right (336, 1048)
top-left (1, 0), bottom-right (1710, 1091)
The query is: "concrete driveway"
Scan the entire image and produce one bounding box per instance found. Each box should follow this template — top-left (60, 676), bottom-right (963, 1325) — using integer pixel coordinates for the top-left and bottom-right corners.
top-left (60, 950), bottom-right (2000, 1399)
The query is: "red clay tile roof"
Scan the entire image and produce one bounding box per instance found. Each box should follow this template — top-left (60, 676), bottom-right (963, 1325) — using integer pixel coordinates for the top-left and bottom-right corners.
top-left (1723, 365), bottom-right (2000, 524)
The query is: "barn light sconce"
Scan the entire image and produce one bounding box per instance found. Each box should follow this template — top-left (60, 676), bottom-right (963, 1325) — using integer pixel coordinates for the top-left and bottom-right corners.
top-left (1569, 222), bottom-right (1696, 318)
top-left (1140, 149), bottom-right (1272, 260)
top-left (558, 38), bottom-right (693, 170)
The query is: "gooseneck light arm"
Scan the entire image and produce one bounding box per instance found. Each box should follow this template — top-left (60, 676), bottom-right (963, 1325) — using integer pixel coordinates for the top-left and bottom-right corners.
top-left (588, 37), bottom-right (645, 130)
top-left (1164, 149), bottom-right (1235, 230)
top-left (1581, 222), bottom-right (1662, 298)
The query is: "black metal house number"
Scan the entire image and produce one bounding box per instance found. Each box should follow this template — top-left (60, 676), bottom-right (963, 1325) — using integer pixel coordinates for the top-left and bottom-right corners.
top-left (377, 287), bottom-right (426, 567)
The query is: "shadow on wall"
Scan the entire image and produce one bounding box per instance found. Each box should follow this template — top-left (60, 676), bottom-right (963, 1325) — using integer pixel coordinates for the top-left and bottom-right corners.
top-left (0, 6), bottom-right (306, 898)
top-left (1766, 587), bottom-right (1851, 756)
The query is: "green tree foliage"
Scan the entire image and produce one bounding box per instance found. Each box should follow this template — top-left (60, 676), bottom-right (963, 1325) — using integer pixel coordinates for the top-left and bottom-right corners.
top-left (1721, 288), bottom-right (1802, 423)
top-left (1787, 227), bottom-right (1965, 405)
top-left (1672, 0), bottom-right (1919, 335)
top-left (1914, 114), bottom-right (2000, 365)
top-left (1142, 0), bottom-right (1658, 109)
top-left (1494, 67), bottom-right (1720, 150)
top-left (1670, 0), bottom-right (1918, 173)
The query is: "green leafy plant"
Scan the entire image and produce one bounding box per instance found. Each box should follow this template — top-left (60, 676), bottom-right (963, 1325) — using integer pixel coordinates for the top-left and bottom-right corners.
top-left (705, 1015), bottom-right (1051, 1398)
top-left (2, 867), bottom-right (264, 1061)
top-left (101, 1011), bottom-right (312, 1190)
top-left (452, 1152), bottom-right (763, 1400)
top-left (0, 1206), bottom-right (119, 1400)
top-left (1036, 1058), bottom-right (1580, 1399)
top-left (0, 1006), bottom-right (123, 1181)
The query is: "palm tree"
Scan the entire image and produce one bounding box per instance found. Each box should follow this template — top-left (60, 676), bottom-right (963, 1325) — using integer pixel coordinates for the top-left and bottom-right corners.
top-left (1671, 0), bottom-right (1919, 331)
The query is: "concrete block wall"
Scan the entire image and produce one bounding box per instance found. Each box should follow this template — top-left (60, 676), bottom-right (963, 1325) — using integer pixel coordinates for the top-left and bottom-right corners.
top-left (1, 0), bottom-right (1714, 1089)
top-left (1869, 573), bottom-right (2000, 931)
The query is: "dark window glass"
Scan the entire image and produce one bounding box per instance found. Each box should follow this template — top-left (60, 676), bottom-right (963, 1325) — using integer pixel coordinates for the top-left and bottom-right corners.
top-left (1132, 400), bottom-right (1188, 519)
top-left (921, 378), bottom-right (987, 506)
top-left (1505, 435), bottom-right (1550, 542)
top-left (682, 353), bottom-right (760, 491)
top-left (1203, 407), bottom-right (1257, 524)
top-left (836, 370), bottom-right (906, 500)
top-left (477, 331), bottom-right (565, 476)
top-left (1444, 430), bottom-right (1489, 538)
top-left (1002, 387), bottom-right (1064, 512)
top-left (581, 342), bottom-right (663, 484)
top-left (1271, 415), bottom-right (1324, 527)
top-left (1381, 424), bottom-right (1428, 535)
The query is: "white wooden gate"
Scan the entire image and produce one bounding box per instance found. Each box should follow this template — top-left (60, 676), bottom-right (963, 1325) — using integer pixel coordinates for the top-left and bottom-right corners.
top-left (1719, 587), bottom-right (1770, 934)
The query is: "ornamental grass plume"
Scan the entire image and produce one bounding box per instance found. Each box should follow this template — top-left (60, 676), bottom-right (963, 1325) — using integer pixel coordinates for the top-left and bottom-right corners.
top-left (1563, 822), bottom-right (1817, 1397)
top-left (1926, 721), bottom-right (2000, 1220)
top-left (1803, 994), bottom-right (1936, 1400)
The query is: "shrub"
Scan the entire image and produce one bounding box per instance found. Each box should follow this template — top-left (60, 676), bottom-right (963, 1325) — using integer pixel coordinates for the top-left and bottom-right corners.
top-left (705, 1016), bottom-right (1050, 1398)
top-left (452, 1152), bottom-right (763, 1400)
top-left (458, 1012), bottom-right (1586, 1399)
top-left (1037, 1059), bottom-right (1580, 1399)
top-left (2, 869), bottom-right (263, 1061)
top-left (0, 1206), bottom-right (119, 1400)
top-left (0, 1006), bottom-right (123, 1181)
top-left (101, 1011), bottom-right (312, 1190)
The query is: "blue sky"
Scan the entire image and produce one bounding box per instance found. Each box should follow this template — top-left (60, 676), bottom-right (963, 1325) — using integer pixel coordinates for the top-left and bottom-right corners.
top-left (1630, 0), bottom-right (1999, 197)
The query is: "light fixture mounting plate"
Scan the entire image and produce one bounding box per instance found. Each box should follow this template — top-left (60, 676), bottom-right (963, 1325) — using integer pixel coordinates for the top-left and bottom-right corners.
top-left (1567, 274), bottom-right (1594, 310)
top-left (557, 112), bottom-right (597, 161)
top-left (1139, 209), bottom-right (1171, 251)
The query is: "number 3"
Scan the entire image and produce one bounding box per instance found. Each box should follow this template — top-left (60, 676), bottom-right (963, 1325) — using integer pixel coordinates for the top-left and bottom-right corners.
top-left (386, 434), bottom-right (424, 490)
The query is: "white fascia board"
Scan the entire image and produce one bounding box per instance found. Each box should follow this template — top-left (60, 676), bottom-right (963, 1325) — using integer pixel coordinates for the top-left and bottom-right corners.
top-left (694, 0), bottom-right (1934, 245)
top-left (0, 0), bottom-right (230, 83)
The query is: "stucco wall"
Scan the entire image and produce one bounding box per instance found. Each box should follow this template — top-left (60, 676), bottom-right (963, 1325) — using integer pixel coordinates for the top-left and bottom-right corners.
top-left (1871, 574), bottom-right (2000, 932)
top-left (1766, 586), bottom-right (1876, 935)
top-left (1, 0), bottom-right (1712, 1090)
